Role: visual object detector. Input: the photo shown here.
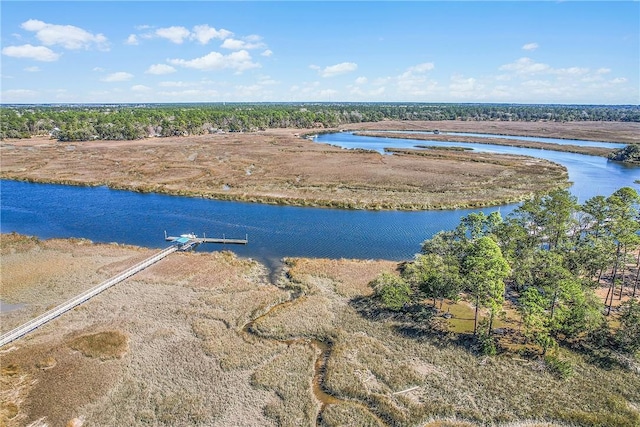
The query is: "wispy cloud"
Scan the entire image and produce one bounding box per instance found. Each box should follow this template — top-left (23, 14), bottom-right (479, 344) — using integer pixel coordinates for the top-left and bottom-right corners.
top-left (500, 57), bottom-right (589, 77)
top-left (155, 26), bottom-right (191, 44)
top-left (319, 62), bottom-right (358, 77)
top-left (142, 24), bottom-right (234, 45)
top-left (396, 62), bottom-right (437, 96)
top-left (522, 42), bottom-right (539, 51)
top-left (101, 72), bottom-right (134, 82)
top-left (2, 44), bottom-right (60, 61)
top-left (145, 64), bottom-right (177, 75)
top-left (191, 25), bottom-right (232, 44)
top-left (21, 19), bottom-right (109, 50)
top-left (500, 57), bottom-right (550, 75)
top-left (125, 34), bottom-right (139, 45)
top-left (221, 35), bottom-right (266, 51)
top-left (168, 50), bottom-right (260, 72)
top-left (3, 89), bottom-right (39, 98)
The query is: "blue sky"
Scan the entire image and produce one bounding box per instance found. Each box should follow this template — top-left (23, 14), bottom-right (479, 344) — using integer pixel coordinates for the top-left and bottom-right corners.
top-left (1, 1), bottom-right (638, 104)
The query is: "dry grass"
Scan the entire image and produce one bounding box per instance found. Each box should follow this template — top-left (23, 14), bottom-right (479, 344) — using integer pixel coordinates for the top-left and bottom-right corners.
top-left (2, 236), bottom-right (639, 426)
top-left (342, 120), bottom-right (640, 144)
top-left (0, 126), bottom-right (569, 210)
top-left (1, 236), bottom-right (282, 426)
top-left (68, 330), bottom-right (128, 360)
top-left (250, 344), bottom-right (319, 426)
top-left (253, 257), bottom-right (640, 426)
top-left (356, 131), bottom-right (616, 157)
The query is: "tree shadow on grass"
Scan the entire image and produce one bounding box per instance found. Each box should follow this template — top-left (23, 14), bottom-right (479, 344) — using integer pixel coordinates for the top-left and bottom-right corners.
top-left (349, 295), bottom-right (477, 350)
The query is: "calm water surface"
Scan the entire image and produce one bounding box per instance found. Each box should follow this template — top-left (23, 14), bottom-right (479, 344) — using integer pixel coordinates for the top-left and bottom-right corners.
top-left (385, 130), bottom-right (627, 148)
top-left (315, 132), bottom-right (639, 200)
top-left (2, 133), bottom-right (638, 269)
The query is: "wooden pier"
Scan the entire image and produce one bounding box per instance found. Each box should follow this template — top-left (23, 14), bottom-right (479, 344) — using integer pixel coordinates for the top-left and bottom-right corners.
top-left (1, 231), bottom-right (249, 347)
top-left (0, 245), bottom-right (178, 348)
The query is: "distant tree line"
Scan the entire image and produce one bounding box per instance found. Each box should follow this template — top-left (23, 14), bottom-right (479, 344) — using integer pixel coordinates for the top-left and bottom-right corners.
top-left (1, 103), bottom-right (639, 141)
top-left (373, 187), bottom-right (640, 358)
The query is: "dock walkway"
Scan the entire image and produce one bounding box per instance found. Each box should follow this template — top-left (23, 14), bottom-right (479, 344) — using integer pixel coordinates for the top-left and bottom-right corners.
top-left (0, 245), bottom-right (178, 347)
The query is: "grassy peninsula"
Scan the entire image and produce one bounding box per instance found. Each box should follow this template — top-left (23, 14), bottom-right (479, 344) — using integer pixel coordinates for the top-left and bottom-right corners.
top-left (0, 127), bottom-right (569, 211)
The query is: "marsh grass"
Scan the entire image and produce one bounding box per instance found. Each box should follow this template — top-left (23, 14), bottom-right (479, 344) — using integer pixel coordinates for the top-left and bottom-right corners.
top-left (68, 330), bottom-right (128, 360)
top-left (250, 344), bottom-right (318, 426)
top-left (270, 258), bottom-right (640, 427)
top-left (2, 238), bottom-right (639, 427)
top-left (319, 401), bottom-right (386, 427)
top-left (1, 128), bottom-right (569, 210)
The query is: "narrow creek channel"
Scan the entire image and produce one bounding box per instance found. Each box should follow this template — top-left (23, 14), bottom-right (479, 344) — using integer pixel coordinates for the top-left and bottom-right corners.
top-left (241, 288), bottom-right (386, 425)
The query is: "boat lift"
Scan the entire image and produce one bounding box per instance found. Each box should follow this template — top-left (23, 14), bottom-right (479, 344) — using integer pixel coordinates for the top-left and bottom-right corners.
top-left (164, 231), bottom-right (248, 251)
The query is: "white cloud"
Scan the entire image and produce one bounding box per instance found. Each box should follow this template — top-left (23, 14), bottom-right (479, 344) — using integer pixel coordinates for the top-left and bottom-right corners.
top-left (596, 68), bottom-right (611, 75)
top-left (555, 66), bottom-right (589, 76)
top-left (93, 67), bottom-right (105, 72)
top-left (257, 75), bottom-right (278, 86)
top-left (24, 66), bottom-right (40, 72)
top-left (220, 36), bottom-right (266, 51)
top-left (191, 25), bottom-right (232, 44)
top-left (407, 63), bottom-right (435, 73)
top-left (501, 57), bottom-right (594, 78)
top-left (131, 84), bottom-right (151, 91)
top-left (2, 44), bottom-right (60, 61)
top-left (2, 89), bottom-right (39, 100)
top-left (145, 64), bottom-right (177, 75)
top-left (500, 57), bottom-right (550, 75)
top-left (168, 50), bottom-right (260, 72)
top-left (155, 26), bottom-right (191, 44)
top-left (449, 74), bottom-right (484, 99)
top-left (319, 62), bottom-right (358, 77)
top-left (221, 38), bottom-right (245, 50)
top-left (611, 77), bottom-right (627, 84)
top-left (125, 34), bottom-right (139, 45)
top-left (522, 42), bottom-right (539, 51)
top-left (21, 19), bottom-right (109, 50)
top-left (102, 72), bottom-right (134, 82)
top-left (396, 62), bottom-right (437, 96)
top-left (157, 89), bottom-right (220, 98)
top-left (158, 81), bottom-right (195, 87)
top-left (355, 76), bottom-right (368, 85)
top-left (319, 89), bottom-right (338, 98)
top-left (261, 49), bottom-right (273, 57)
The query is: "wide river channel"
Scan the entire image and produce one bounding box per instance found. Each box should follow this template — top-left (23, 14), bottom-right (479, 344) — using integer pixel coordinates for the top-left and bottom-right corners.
top-left (1, 132), bottom-right (638, 272)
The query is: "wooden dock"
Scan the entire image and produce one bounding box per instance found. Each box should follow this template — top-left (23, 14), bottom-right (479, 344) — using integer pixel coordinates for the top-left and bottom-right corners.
top-left (0, 232), bottom-right (249, 347)
top-left (165, 232), bottom-right (248, 250)
top-left (0, 245), bottom-right (178, 348)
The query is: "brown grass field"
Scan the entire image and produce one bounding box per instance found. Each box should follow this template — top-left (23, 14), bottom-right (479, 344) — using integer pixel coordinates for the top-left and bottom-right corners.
top-left (341, 120), bottom-right (640, 144)
top-left (0, 123), bottom-right (578, 210)
top-left (353, 132), bottom-right (616, 157)
top-left (1, 234), bottom-right (638, 427)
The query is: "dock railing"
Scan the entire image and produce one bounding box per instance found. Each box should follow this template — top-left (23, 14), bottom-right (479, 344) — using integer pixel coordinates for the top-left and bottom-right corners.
top-left (0, 245), bottom-right (178, 347)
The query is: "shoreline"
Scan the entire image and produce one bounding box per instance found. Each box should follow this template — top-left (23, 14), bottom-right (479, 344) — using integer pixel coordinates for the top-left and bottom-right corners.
top-left (352, 130), bottom-right (618, 158)
top-left (339, 120), bottom-right (640, 144)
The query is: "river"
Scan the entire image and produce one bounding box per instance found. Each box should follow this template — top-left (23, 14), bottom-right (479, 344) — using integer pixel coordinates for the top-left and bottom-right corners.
top-left (1, 132), bottom-right (638, 270)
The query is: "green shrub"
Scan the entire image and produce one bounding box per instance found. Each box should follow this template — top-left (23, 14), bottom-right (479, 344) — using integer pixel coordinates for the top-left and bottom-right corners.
top-left (544, 354), bottom-right (573, 379)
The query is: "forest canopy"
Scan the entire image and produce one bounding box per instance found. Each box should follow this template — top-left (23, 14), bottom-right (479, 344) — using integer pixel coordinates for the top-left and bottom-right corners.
top-left (1, 103), bottom-right (639, 141)
top-left (373, 187), bottom-right (640, 358)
